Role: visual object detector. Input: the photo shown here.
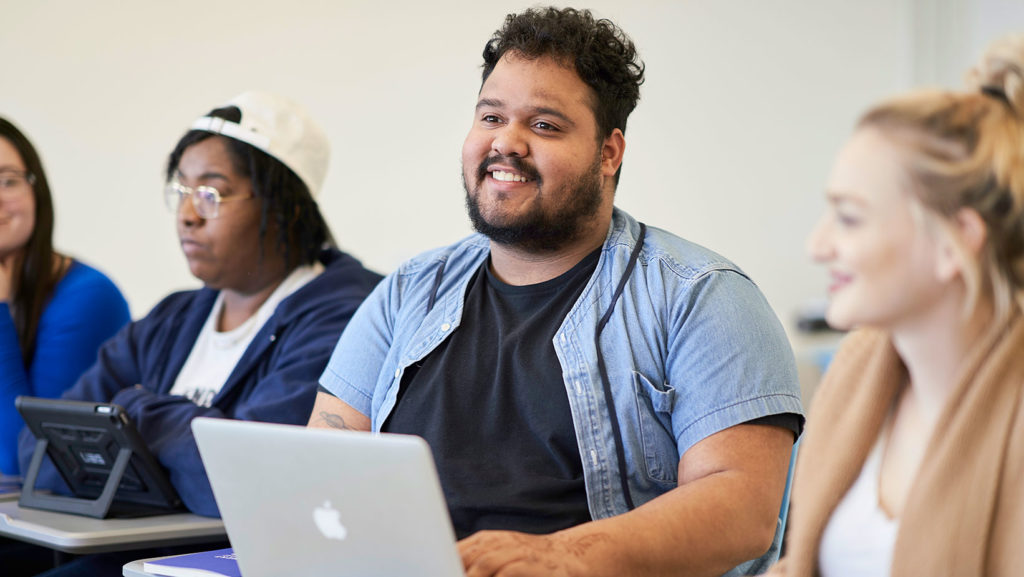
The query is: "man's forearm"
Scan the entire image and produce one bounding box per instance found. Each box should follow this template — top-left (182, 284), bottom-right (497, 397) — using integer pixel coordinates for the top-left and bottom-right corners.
top-left (459, 424), bottom-right (794, 577)
top-left (551, 466), bottom-right (784, 577)
top-left (306, 390), bottom-right (371, 431)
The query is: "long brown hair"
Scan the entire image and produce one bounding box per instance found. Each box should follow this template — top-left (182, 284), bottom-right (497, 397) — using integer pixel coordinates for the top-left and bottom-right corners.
top-left (0, 117), bottom-right (63, 365)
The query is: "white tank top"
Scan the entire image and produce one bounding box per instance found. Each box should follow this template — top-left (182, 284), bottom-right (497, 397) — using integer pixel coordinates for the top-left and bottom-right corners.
top-left (818, 430), bottom-right (899, 577)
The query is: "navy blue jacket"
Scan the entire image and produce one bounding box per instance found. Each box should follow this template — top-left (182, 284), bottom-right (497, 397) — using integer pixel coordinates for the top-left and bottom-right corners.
top-left (18, 248), bottom-right (382, 517)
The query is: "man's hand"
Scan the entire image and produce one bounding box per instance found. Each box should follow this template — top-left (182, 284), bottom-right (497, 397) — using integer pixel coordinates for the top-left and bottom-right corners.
top-left (458, 530), bottom-right (609, 577)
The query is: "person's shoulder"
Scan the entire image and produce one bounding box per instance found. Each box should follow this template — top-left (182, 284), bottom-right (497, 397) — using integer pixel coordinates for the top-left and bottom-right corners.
top-left (281, 249), bottom-right (382, 317)
top-left (392, 234), bottom-right (490, 280)
top-left (318, 248), bottom-right (384, 288)
top-left (810, 328), bottom-right (893, 408)
top-left (141, 287), bottom-right (213, 321)
top-left (608, 210), bottom-right (750, 283)
top-left (50, 260), bottom-right (130, 313)
top-left (834, 328), bottom-right (890, 353)
top-left (57, 260), bottom-right (123, 296)
top-left (643, 226), bottom-right (747, 279)
top-left (826, 329), bottom-right (892, 372)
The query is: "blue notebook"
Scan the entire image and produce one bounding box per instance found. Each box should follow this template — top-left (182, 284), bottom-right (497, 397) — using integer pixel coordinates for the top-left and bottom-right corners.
top-left (142, 547), bottom-right (240, 577)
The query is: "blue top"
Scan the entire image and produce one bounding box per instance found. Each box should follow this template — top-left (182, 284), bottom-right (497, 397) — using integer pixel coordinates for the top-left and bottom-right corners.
top-left (320, 208), bottom-right (803, 575)
top-left (18, 248), bottom-right (382, 517)
top-left (0, 260), bottom-right (130, 474)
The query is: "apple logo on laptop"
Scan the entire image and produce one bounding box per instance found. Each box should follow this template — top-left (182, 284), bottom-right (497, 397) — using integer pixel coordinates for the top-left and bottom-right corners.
top-left (313, 501), bottom-right (348, 540)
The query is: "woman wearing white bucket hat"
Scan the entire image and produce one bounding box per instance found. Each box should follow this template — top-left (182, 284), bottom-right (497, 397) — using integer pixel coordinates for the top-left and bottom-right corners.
top-left (11, 91), bottom-right (382, 577)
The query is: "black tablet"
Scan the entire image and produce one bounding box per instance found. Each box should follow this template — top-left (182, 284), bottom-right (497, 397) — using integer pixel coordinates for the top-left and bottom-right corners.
top-left (16, 396), bottom-right (184, 518)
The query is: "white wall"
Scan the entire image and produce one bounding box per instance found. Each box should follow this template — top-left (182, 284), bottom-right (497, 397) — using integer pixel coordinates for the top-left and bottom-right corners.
top-left (967, 0), bottom-right (1024, 76)
top-left (3, 1), bottom-right (920, 331)
top-left (913, 0), bottom-right (1024, 87)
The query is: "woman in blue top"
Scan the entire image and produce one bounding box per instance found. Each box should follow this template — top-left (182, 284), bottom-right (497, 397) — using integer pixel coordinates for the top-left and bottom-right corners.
top-left (0, 118), bottom-right (131, 474)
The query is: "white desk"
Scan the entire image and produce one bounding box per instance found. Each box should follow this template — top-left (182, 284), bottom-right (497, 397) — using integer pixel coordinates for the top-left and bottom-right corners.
top-left (0, 474), bottom-right (20, 501)
top-left (0, 500), bottom-right (225, 554)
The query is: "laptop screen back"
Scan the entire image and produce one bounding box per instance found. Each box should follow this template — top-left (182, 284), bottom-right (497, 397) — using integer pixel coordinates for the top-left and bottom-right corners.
top-left (191, 418), bottom-right (464, 577)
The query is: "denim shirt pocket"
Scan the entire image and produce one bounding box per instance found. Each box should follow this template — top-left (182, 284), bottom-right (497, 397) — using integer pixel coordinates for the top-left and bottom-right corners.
top-left (632, 372), bottom-right (678, 485)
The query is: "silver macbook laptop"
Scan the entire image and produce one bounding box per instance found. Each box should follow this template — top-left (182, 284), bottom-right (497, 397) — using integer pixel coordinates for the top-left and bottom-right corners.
top-left (191, 417), bottom-right (465, 577)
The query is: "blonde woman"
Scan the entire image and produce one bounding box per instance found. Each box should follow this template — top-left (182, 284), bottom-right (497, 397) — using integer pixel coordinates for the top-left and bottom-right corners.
top-left (771, 35), bottom-right (1024, 576)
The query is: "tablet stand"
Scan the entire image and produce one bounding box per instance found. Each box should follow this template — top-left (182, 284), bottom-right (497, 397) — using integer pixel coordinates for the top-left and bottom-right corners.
top-left (19, 437), bottom-right (133, 519)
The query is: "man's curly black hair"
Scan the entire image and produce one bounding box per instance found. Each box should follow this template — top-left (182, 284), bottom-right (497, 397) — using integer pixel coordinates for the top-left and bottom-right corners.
top-left (481, 6), bottom-right (645, 143)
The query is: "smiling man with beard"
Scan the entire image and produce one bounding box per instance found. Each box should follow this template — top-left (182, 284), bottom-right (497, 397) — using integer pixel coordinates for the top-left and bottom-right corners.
top-left (310, 7), bottom-right (803, 577)
top-left (465, 144), bottom-right (604, 253)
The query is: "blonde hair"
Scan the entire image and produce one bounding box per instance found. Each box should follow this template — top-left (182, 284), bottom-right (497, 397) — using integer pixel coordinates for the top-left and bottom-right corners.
top-left (857, 33), bottom-right (1024, 320)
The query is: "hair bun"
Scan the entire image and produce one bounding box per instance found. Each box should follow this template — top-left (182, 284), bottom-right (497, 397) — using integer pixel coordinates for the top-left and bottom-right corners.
top-left (970, 33), bottom-right (1024, 114)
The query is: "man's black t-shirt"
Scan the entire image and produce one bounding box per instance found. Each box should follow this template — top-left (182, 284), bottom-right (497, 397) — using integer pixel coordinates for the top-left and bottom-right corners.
top-left (383, 249), bottom-right (601, 539)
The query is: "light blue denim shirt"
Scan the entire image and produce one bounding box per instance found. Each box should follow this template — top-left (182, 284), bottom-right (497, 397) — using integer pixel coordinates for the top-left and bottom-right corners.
top-left (321, 208), bottom-right (802, 574)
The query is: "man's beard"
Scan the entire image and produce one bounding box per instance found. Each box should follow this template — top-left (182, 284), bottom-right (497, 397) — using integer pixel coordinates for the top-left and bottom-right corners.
top-left (463, 154), bottom-right (604, 253)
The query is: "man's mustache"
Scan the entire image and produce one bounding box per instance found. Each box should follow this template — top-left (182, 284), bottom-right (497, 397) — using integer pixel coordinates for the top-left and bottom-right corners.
top-left (476, 155), bottom-right (541, 184)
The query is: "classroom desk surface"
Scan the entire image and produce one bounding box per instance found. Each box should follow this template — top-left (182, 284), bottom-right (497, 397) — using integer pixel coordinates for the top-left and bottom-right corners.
top-left (0, 500), bottom-right (225, 554)
top-left (0, 474), bottom-right (20, 501)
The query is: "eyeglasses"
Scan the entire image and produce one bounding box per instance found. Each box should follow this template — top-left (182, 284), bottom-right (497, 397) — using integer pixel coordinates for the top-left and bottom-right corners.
top-left (164, 180), bottom-right (252, 219)
top-left (0, 171), bottom-right (35, 198)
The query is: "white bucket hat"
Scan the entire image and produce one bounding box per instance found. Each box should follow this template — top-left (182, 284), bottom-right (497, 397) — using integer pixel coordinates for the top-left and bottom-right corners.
top-left (190, 91), bottom-right (329, 197)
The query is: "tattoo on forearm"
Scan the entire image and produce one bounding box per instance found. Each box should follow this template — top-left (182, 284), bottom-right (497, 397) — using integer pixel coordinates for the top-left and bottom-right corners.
top-left (318, 412), bottom-right (352, 430)
top-left (562, 533), bottom-right (612, 558)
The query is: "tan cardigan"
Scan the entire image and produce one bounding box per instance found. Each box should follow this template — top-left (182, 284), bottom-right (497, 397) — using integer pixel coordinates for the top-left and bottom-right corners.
top-left (773, 312), bottom-right (1024, 577)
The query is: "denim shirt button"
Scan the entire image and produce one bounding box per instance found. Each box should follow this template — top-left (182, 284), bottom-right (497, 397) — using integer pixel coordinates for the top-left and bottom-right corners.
top-left (394, 368), bottom-right (401, 378)
top-left (440, 323), bottom-right (451, 332)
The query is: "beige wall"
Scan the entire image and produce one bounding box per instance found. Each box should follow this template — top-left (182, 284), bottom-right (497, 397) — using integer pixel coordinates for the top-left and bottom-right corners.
top-left (4, 0), bottom-right (1003, 334)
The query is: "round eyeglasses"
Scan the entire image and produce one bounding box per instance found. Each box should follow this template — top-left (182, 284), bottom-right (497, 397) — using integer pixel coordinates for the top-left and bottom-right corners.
top-left (0, 171), bottom-right (35, 199)
top-left (164, 180), bottom-right (252, 219)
